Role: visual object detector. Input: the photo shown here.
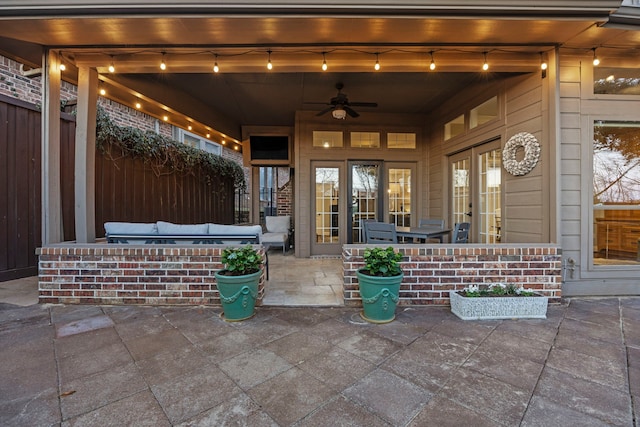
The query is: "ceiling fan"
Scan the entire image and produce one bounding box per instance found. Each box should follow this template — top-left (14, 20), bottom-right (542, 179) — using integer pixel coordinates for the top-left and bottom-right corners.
top-left (311, 83), bottom-right (378, 119)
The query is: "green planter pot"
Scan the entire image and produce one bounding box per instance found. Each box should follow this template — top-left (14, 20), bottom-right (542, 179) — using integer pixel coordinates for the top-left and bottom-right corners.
top-left (356, 269), bottom-right (404, 323)
top-left (214, 269), bottom-right (261, 321)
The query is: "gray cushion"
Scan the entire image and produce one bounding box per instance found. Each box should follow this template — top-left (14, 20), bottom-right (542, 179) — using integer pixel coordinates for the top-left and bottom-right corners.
top-left (265, 216), bottom-right (290, 233)
top-left (208, 224), bottom-right (263, 242)
top-left (104, 222), bottom-right (158, 235)
top-left (262, 232), bottom-right (288, 244)
top-left (156, 221), bottom-right (208, 235)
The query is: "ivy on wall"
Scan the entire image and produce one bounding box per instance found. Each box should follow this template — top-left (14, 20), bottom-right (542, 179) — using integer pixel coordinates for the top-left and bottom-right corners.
top-left (95, 106), bottom-right (246, 191)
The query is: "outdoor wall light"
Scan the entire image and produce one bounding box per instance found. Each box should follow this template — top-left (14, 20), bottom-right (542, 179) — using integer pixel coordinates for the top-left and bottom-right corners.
top-left (539, 52), bottom-right (548, 70)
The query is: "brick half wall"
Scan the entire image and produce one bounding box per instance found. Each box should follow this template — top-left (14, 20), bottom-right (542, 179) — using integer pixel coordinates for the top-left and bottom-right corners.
top-left (37, 244), bottom-right (266, 306)
top-left (343, 244), bottom-right (562, 306)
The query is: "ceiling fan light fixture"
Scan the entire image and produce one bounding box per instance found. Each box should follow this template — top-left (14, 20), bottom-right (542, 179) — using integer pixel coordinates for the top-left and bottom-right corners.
top-left (332, 108), bottom-right (347, 120)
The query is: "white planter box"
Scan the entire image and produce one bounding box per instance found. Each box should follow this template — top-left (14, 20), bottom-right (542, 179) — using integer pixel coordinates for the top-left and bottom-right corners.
top-left (449, 290), bottom-right (548, 320)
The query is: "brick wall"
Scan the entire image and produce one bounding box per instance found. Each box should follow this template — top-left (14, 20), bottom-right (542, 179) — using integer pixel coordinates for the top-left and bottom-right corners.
top-left (343, 244), bottom-right (562, 306)
top-left (37, 244), bottom-right (266, 306)
top-left (277, 180), bottom-right (293, 217)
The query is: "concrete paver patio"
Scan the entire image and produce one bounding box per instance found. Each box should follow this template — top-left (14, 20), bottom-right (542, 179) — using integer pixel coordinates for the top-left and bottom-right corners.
top-left (1, 288), bottom-right (639, 426)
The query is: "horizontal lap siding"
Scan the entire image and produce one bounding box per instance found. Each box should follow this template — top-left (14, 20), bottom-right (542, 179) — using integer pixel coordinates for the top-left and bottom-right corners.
top-left (504, 74), bottom-right (546, 243)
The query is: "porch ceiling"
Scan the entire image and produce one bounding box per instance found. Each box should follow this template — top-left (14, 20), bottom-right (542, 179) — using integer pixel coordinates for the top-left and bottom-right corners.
top-left (0, 11), bottom-right (638, 140)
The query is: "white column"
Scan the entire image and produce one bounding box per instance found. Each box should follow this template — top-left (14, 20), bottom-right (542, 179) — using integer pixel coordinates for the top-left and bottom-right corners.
top-left (74, 66), bottom-right (98, 243)
top-left (41, 50), bottom-right (62, 244)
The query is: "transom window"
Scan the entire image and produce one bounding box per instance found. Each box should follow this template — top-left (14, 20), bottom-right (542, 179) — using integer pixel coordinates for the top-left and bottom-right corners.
top-left (387, 132), bottom-right (416, 149)
top-left (313, 131), bottom-right (343, 148)
top-left (350, 132), bottom-right (380, 148)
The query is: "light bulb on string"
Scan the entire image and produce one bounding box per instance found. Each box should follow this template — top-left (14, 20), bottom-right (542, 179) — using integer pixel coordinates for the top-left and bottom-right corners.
top-left (374, 53), bottom-right (380, 71)
top-left (160, 53), bottom-right (167, 70)
top-left (108, 56), bottom-right (115, 73)
top-left (59, 62), bottom-right (66, 72)
top-left (213, 54), bottom-right (219, 73)
top-left (429, 51), bottom-right (436, 71)
top-left (321, 52), bottom-right (328, 71)
top-left (482, 52), bottom-right (489, 71)
top-left (267, 50), bottom-right (273, 70)
top-left (592, 48), bottom-right (600, 66)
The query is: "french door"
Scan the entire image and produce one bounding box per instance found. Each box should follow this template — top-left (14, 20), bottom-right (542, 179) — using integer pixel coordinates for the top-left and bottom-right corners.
top-left (311, 161), bottom-right (415, 254)
top-left (449, 140), bottom-right (502, 243)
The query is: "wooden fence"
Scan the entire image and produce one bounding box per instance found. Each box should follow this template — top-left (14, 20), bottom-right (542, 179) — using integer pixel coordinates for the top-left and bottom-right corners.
top-left (0, 95), bottom-right (236, 281)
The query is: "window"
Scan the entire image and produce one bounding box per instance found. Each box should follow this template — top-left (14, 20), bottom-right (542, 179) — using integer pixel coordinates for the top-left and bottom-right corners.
top-left (594, 67), bottom-right (640, 96)
top-left (350, 132), bottom-right (380, 148)
top-left (313, 131), bottom-right (343, 148)
top-left (388, 168), bottom-right (412, 226)
top-left (387, 132), bottom-right (416, 149)
top-left (470, 96), bottom-right (498, 129)
top-left (175, 128), bottom-right (221, 155)
top-left (592, 120), bottom-right (640, 265)
top-left (444, 115), bottom-right (464, 140)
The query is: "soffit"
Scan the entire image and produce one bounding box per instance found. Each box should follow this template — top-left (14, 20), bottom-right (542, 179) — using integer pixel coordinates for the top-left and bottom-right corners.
top-left (0, 10), bottom-right (636, 140)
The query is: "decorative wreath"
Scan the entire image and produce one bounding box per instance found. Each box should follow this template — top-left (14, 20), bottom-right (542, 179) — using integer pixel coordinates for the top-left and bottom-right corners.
top-left (503, 132), bottom-right (541, 176)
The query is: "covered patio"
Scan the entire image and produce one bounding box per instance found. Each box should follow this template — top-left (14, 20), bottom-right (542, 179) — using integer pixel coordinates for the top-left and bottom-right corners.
top-left (1, 1), bottom-right (639, 301)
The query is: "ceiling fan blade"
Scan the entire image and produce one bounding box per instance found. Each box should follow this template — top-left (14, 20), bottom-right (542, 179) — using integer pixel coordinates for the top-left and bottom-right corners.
top-left (344, 106), bottom-right (360, 117)
top-left (316, 106), bottom-right (334, 116)
top-left (348, 102), bottom-right (378, 107)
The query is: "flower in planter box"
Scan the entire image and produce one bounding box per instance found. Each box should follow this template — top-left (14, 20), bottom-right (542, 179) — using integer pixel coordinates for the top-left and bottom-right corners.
top-left (460, 283), bottom-right (536, 297)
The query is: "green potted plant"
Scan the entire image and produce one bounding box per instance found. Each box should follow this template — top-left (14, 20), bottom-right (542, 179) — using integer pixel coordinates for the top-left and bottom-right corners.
top-left (356, 246), bottom-right (404, 323)
top-left (214, 245), bottom-right (264, 321)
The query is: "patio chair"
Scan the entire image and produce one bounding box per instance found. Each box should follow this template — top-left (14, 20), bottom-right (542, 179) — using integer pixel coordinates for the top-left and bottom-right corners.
top-left (262, 215), bottom-right (291, 254)
top-left (418, 218), bottom-right (445, 228)
top-left (365, 221), bottom-right (398, 244)
top-left (417, 218), bottom-right (446, 243)
top-left (452, 222), bottom-right (470, 243)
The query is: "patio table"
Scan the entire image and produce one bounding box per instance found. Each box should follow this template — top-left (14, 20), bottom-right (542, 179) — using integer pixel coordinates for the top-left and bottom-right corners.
top-left (396, 226), bottom-right (452, 243)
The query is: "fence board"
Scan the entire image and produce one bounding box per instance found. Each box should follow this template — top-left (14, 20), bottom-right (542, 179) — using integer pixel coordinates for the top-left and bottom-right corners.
top-left (2, 96), bottom-right (237, 281)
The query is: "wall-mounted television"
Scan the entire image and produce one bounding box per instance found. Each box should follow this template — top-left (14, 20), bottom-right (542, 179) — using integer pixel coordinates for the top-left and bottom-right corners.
top-left (244, 135), bottom-right (291, 166)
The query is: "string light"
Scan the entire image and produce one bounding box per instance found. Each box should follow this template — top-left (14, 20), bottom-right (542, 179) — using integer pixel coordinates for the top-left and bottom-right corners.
top-left (108, 56), bottom-right (115, 73)
top-left (374, 53), bottom-right (380, 71)
top-left (135, 102), bottom-right (141, 109)
top-left (592, 48), bottom-right (600, 66)
top-left (267, 49), bottom-right (273, 70)
top-left (163, 115), bottom-right (169, 121)
top-left (321, 52), bottom-right (328, 71)
top-left (160, 53), bottom-right (166, 70)
top-left (59, 62), bottom-right (66, 71)
top-left (213, 54), bottom-right (219, 73)
top-left (99, 85), bottom-right (106, 96)
top-left (187, 125), bottom-right (192, 131)
top-left (539, 52), bottom-right (548, 71)
top-left (482, 52), bottom-right (489, 71)
top-left (429, 51), bottom-right (436, 71)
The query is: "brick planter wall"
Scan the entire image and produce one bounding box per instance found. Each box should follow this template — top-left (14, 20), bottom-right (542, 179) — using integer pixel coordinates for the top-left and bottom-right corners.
top-left (37, 244), bottom-right (266, 306)
top-left (343, 244), bottom-right (562, 306)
